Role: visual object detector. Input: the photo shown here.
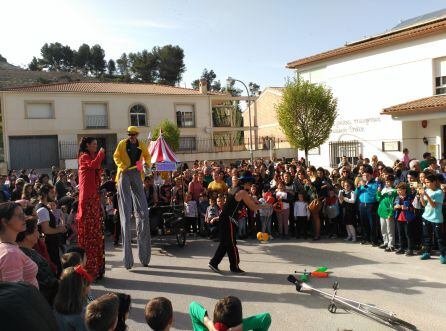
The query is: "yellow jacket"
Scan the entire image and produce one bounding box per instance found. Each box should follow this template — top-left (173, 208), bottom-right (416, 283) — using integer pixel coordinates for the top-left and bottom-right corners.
top-left (113, 138), bottom-right (151, 182)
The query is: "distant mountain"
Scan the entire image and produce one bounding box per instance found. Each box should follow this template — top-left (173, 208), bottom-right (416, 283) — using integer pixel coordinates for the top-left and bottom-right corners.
top-left (0, 59), bottom-right (91, 89)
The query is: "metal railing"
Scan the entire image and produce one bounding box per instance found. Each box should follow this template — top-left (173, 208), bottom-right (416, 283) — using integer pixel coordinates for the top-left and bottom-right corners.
top-left (59, 137), bottom-right (292, 159)
top-left (329, 140), bottom-right (361, 168)
top-left (85, 115), bottom-right (108, 128)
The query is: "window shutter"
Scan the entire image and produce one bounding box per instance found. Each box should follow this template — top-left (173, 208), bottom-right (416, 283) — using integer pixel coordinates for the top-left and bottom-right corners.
top-left (27, 103), bottom-right (53, 119)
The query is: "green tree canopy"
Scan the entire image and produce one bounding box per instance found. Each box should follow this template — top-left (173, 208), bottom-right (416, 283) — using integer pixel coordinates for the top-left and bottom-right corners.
top-left (116, 53), bottom-right (130, 76)
top-left (39, 42), bottom-right (74, 71)
top-left (0, 54), bottom-right (7, 62)
top-left (128, 50), bottom-right (158, 83)
top-left (191, 68), bottom-right (221, 91)
top-left (89, 44), bottom-right (106, 76)
top-left (28, 56), bottom-right (41, 71)
top-left (276, 78), bottom-right (338, 161)
top-left (153, 45), bottom-right (186, 86)
top-left (107, 59), bottom-right (116, 76)
top-left (74, 43), bottom-right (91, 75)
top-left (151, 120), bottom-right (180, 152)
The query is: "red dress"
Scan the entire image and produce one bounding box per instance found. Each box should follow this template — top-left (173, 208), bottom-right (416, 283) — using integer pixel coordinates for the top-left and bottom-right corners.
top-left (77, 150), bottom-right (105, 278)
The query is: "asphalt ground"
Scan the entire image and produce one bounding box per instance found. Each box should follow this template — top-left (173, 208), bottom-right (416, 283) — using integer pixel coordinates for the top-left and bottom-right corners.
top-left (92, 235), bottom-right (446, 330)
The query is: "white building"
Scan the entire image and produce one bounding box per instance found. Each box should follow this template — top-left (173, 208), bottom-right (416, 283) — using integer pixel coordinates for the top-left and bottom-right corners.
top-left (286, 9), bottom-right (446, 167)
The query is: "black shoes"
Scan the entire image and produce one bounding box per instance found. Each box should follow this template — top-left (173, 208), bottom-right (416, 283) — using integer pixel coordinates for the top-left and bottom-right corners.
top-left (395, 248), bottom-right (405, 255)
top-left (405, 250), bottom-right (414, 256)
top-left (231, 268), bottom-right (246, 274)
top-left (208, 263), bottom-right (221, 273)
top-left (379, 244), bottom-right (387, 249)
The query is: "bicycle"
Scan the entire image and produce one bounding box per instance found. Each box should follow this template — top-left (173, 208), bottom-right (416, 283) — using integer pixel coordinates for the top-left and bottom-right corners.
top-left (287, 275), bottom-right (417, 330)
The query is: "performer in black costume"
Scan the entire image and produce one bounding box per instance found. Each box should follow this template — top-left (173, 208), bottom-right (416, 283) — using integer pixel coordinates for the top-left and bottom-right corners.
top-left (209, 171), bottom-right (269, 274)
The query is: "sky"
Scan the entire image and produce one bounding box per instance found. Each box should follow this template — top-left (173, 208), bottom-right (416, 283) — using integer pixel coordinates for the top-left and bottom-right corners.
top-left (1, 0), bottom-right (446, 92)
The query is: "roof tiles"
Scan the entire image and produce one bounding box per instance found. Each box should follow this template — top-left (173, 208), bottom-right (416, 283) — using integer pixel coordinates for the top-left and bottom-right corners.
top-left (3, 81), bottom-right (226, 96)
top-left (287, 17), bottom-right (446, 69)
top-left (382, 94), bottom-right (446, 115)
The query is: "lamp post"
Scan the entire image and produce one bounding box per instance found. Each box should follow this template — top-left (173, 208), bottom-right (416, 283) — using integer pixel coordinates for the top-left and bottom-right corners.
top-left (226, 77), bottom-right (254, 165)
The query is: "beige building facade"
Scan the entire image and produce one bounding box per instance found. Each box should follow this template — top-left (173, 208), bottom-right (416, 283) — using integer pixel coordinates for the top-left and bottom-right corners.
top-left (0, 81), bottom-right (295, 170)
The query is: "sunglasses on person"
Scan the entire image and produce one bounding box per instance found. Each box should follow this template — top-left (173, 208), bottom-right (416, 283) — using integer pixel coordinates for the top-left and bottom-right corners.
top-left (128, 133), bottom-right (137, 137)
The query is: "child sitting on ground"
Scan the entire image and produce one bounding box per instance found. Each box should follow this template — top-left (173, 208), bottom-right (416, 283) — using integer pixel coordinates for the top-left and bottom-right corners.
top-left (53, 266), bottom-right (92, 331)
top-left (190, 296), bottom-right (271, 331)
top-left (85, 293), bottom-right (120, 331)
top-left (115, 293), bottom-right (132, 331)
top-left (66, 246), bottom-right (87, 267)
top-left (61, 252), bottom-right (82, 269)
top-left (145, 297), bottom-right (173, 331)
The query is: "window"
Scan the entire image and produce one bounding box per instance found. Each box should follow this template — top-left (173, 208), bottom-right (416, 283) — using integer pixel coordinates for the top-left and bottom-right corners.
top-left (178, 137), bottom-right (196, 152)
top-left (434, 58), bottom-right (446, 95)
top-left (84, 103), bottom-right (108, 128)
top-left (26, 102), bottom-right (53, 119)
top-left (329, 140), bottom-right (361, 168)
top-left (176, 104), bottom-right (195, 128)
top-left (130, 104), bottom-right (147, 126)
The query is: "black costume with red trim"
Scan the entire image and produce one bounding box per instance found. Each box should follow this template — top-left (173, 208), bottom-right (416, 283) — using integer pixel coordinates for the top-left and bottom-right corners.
top-left (210, 187), bottom-right (244, 271)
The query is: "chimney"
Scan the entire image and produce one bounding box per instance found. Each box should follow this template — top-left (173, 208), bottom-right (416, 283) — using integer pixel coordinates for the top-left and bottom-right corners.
top-left (199, 79), bottom-right (208, 94)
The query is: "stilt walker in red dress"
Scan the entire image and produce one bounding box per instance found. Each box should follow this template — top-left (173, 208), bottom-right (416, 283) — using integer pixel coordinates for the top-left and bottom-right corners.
top-left (77, 137), bottom-right (106, 279)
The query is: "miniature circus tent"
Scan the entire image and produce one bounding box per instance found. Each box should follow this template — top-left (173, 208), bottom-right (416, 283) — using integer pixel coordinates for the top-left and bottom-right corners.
top-left (149, 131), bottom-right (179, 164)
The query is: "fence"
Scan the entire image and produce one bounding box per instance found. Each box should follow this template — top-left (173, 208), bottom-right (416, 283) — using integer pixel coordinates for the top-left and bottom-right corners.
top-left (328, 140), bottom-right (361, 168)
top-left (59, 137), bottom-right (292, 159)
top-left (176, 137), bottom-right (291, 154)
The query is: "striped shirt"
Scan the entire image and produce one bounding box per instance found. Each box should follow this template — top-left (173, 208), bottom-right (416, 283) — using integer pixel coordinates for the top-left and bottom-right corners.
top-left (0, 242), bottom-right (39, 288)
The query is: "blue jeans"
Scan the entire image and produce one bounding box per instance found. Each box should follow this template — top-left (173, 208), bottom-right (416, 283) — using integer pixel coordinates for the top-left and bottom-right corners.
top-left (359, 203), bottom-right (378, 244)
top-left (422, 219), bottom-right (446, 256)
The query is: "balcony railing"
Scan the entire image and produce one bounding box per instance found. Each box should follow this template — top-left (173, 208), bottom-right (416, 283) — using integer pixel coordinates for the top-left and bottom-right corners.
top-left (85, 115), bottom-right (108, 128)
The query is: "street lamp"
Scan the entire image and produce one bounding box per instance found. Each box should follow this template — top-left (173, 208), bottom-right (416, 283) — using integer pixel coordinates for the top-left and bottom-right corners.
top-left (226, 76), bottom-right (254, 164)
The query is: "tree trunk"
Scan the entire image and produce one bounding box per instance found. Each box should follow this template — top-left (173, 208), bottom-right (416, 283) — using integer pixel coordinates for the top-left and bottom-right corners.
top-left (305, 148), bottom-right (308, 166)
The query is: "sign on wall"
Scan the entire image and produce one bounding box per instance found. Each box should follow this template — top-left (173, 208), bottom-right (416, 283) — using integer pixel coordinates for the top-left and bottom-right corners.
top-left (156, 162), bottom-right (177, 171)
top-left (382, 141), bottom-right (401, 152)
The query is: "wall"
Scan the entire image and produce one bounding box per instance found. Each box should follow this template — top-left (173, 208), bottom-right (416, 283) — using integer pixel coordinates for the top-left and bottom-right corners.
top-left (402, 117), bottom-right (446, 159)
top-left (295, 32), bottom-right (446, 167)
top-left (1, 92), bottom-right (214, 167)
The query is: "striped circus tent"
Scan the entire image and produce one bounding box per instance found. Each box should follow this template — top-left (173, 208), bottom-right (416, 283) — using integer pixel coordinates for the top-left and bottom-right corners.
top-left (149, 131), bottom-right (179, 164)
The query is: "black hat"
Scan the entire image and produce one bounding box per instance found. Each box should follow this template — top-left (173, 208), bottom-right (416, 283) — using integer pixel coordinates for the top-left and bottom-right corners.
top-left (239, 171), bottom-right (255, 184)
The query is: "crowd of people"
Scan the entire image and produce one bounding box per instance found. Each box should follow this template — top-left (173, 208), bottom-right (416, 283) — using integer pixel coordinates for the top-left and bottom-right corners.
top-left (1, 136), bottom-right (445, 330)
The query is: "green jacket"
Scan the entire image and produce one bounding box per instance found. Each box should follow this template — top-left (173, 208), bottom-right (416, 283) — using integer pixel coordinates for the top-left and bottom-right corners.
top-left (189, 301), bottom-right (271, 331)
top-left (376, 187), bottom-right (397, 219)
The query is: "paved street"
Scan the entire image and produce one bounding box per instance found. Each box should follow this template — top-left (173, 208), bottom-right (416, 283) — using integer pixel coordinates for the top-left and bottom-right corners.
top-left (92, 236), bottom-right (446, 330)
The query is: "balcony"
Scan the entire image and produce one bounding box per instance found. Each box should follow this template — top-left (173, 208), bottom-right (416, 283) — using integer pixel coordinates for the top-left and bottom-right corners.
top-left (85, 115), bottom-right (108, 129)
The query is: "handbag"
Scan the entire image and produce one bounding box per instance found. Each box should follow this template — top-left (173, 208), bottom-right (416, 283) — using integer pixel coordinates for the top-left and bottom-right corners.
top-left (309, 195), bottom-right (322, 212)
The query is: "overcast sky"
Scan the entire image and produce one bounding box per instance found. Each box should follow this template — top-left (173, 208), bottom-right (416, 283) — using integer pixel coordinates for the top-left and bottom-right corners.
top-left (1, 0), bottom-right (445, 91)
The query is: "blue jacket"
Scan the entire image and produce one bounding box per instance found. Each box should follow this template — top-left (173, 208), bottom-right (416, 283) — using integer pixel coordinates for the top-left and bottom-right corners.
top-left (393, 195), bottom-right (416, 222)
top-left (356, 180), bottom-right (379, 204)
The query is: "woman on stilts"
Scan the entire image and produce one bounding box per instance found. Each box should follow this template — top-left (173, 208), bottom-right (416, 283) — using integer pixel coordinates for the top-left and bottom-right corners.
top-left (209, 171), bottom-right (268, 274)
top-left (77, 137), bottom-right (106, 279)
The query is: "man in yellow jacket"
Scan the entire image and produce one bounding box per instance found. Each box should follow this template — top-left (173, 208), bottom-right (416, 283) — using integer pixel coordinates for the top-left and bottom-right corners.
top-left (114, 126), bottom-right (151, 269)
